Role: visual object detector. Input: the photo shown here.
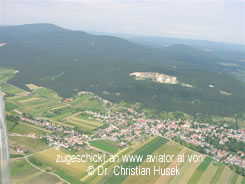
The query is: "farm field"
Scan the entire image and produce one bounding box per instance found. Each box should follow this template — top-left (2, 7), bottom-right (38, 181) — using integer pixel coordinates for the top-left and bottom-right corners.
top-left (82, 137), bottom-right (158, 184)
top-left (1, 83), bottom-right (26, 95)
top-left (82, 147), bottom-right (132, 184)
top-left (26, 83), bottom-right (41, 90)
top-left (0, 68), bottom-right (18, 83)
top-left (187, 157), bottom-right (213, 184)
top-left (9, 136), bottom-right (49, 154)
top-left (7, 120), bottom-right (50, 135)
top-left (29, 148), bottom-right (101, 184)
top-left (75, 112), bottom-right (103, 126)
top-left (89, 139), bottom-right (120, 154)
top-left (70, 95), bottom-right (105, 113)
top-left (5, 87), bottom-right (63, 117)
top-left (122, 140), bottom-right (183, 184)
top-left (9, 134), bottom-right (245, 184)
top-left (64, 112), bottom-right (104, 131)
top-left (89, 137), bottom-right (243, 184)
top-left (0, 68), bottom-right (26, 96)
top-left (5, 102), bottom-right (19, 111)
top-left (1, 67), bottom-right (244, 184)
top-left (11, 159), bottom-right (61, 184)
top-left (0, 67), bottom-right (106, 132)
top-left (103, 136), bottom-right (169, 184)
top-left (154, 147), bottom-right (192, 184)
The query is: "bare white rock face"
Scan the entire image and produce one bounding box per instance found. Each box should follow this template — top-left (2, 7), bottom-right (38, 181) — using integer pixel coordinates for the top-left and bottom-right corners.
top-left (130, 72), bottom-right (193, 87)
top-left (130, 72), bottom-right (178, 84)
top-left (0, 43), bottom-right (7, 47)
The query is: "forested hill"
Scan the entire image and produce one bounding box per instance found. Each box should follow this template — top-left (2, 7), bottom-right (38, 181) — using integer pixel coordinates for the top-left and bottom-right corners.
top-left (0, 23), bottom-right (245, 116)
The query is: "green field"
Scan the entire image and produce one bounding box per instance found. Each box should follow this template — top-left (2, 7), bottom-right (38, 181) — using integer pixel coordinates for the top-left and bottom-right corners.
top-left (1, 83), bottom-right (25, 95)
top-left (0, 67), bottom-right (106, 132)
top-left (187, 157), bottom-right (213, 184)
top-left (5, 102), bottom-right (19, 111)
top-left (89, 139), bottom-right (120, 154)
top-left (11, 159), bottom-right (61, 184)
top-left (61, 111), bottom-right (104, 131)
top-left (5, 89), bottom-right (63, 117)
top-left (123, 140), bottom-right (184, 184)
top-left (210, 163), bottom-right (225, 184)
top-left (70, 95), bottom-right (105, 113)
top-left (7, 120), bottom-right (50, 135)
top-left (103, 137), bottom-right (168, 184)
top-left (9, 136), bottom-right (49, 154)
top-left (0, 68), bottom-right (16, 82)
top-left (0, 68), bottom-right (25, 95)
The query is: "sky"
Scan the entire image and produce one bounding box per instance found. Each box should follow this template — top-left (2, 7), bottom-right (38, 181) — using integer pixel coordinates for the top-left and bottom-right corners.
top-left (1, 0), bottom-right (245, 44)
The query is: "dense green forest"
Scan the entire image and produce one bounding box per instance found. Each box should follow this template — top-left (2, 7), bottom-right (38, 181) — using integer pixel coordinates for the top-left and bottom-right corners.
top-left (0, 24), bottom-right (245, 116)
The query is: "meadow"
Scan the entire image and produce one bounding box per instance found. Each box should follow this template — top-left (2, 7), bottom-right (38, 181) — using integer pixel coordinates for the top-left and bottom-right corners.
top-left (7, 120), bottom-right (50, 135)
top-left (89, 139), bottom-right (120, 154)
top-left (11, 159), bottom-right (61, 184)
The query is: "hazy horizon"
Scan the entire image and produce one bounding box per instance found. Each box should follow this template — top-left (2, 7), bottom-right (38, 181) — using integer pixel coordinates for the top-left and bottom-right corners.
top-left (1, 22), bottom-right (245, 46)
top-left (1, 0), bottom-right (245, 44)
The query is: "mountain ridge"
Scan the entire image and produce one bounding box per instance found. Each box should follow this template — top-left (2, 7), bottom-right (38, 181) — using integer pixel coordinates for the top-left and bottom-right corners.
top-left (0, 23), bottom-right (245, 116)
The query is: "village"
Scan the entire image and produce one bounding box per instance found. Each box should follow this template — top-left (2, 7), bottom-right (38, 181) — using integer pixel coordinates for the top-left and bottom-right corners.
top-left (9, 91), bottom-right (245, 172)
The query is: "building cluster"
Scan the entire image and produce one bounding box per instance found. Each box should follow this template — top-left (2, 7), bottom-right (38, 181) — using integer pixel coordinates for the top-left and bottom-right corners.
top-left (12, 93), bottom-right (245, 170)
top-left (85, 98), bottom-right (245, 169)
top-left (20, 117), bottom-right (91, 150)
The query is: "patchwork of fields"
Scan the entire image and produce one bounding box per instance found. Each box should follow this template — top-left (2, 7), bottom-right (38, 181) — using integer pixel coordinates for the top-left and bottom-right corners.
top-left (28, 148), bottom-right (101, 184)
top-left (0, 68), bottom-right (107, 183)
top-left (64, 112), bottom-right (104, 131)
top-left (0, 68), bottom-right (244, 184)
top-left (8, 134), bottom-right (245, 184)
top-left (0, 68), bottom-right (106, 131)
top-left (82, 137), bottom-right (244, 184)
